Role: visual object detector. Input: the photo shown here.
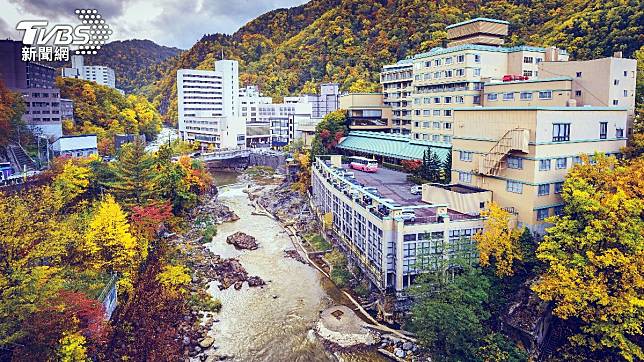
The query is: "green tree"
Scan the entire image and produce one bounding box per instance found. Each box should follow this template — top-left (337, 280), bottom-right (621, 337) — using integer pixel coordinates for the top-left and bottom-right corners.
top-left (106, 138), bottom-right (158, 206)
top-left (410, 266), bottom-right (491, 361)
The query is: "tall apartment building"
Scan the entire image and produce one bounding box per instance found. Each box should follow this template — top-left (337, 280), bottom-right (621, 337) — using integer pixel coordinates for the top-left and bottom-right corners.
top-left (0, 40), bottom-right (62, 139)
top-left (380, 60), bottom-right (413, 134)
top-left (538, 56), bottom-right (637, 134)
top-left (62, 55), bottom-right (117, 89)
top-left (177, 60), bottom-right (246, 149)
top-left (239, 85), bottom-right (273, 147)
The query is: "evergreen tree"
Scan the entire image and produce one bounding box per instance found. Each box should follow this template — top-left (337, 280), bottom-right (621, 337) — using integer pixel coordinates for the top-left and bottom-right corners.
top-left (105, 138), bottom-right (158, 206)
top-left (441, 150), bottom-right (452, 184)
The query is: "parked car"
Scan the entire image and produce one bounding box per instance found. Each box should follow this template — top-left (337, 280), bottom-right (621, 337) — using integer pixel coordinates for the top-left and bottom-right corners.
top-left (399, 209), bottom-right (416, 223)
top-left (410, 185), bottom-right (422, 195)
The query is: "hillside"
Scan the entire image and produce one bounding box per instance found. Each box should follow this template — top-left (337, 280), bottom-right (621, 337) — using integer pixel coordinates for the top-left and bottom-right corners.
top-left (139, 0), bottom-right (643, 124)
top-left (52, 39), bottom-right (182, 94)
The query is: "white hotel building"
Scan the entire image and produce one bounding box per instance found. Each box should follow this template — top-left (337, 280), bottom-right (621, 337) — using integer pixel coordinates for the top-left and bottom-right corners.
top-left (177, 60), bottom-right (246, 149)
top-left (62, 55), bottom-right (117, 89)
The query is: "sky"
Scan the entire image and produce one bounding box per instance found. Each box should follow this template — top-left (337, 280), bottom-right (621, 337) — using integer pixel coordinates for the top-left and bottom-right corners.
top-left (0, 0), bottom-right (308, 49)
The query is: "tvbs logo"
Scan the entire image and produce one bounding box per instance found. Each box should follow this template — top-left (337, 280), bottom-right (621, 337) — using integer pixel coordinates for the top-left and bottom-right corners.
top-left (17, 9), bottom-right (112, 59)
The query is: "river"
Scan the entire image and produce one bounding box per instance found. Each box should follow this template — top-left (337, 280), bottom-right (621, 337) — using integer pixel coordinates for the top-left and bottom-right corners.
top-left (205, 184), bottom-right (387, 362)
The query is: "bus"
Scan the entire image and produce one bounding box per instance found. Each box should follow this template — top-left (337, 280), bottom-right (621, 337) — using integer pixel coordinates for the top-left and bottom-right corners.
top-left (348, 156), bottom-right (378, 173)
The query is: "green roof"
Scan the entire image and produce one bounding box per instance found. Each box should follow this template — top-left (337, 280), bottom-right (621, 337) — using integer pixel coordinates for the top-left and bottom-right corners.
top-left (446, 18), bottom-right (510, 29)
top-left (413, 44), bottom-right (547, 60)
top-left (337, 131), bottom-right (451, 161)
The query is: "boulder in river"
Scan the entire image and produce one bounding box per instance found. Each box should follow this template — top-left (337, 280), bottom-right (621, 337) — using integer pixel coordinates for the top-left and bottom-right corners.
top-left (199, 337), bottom-right (215, 349)
top-left (226, 232), bottom-right (259, 250)
top-left (212, 258), bottom-right (265, 290)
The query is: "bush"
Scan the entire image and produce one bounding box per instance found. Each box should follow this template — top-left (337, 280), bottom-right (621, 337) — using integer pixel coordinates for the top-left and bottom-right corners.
top-left (331, 267), bottom-right (352, 288)
top-left (189, 291), bottom-right (222, 313)
top-left (305, 233), bottom-right (331, 251)
top-left (202, 222), bottom-right (217, 243)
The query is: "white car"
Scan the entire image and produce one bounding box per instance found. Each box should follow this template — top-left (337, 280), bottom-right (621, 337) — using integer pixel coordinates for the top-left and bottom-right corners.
top-left (410, 185), bottom-right (422, 195)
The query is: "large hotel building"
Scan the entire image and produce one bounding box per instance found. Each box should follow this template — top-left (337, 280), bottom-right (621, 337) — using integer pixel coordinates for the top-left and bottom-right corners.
top-left (315, 17), bottom-right (636, 292)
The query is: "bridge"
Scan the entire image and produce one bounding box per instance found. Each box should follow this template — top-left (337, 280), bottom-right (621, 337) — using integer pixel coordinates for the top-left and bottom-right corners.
top-left (199, 148), bottom-right (285, 161)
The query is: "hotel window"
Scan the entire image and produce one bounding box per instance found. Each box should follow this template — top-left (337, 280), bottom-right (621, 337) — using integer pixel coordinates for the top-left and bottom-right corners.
top-left (423, 121), bottom-right (430, 127)
top-left (423, 97), bottom-right (431, 104)
top-left (474, 54), bottom-right (480, 63)
top-left (506, 180), bottom-right (523, 194)
top-left (624, 90), bottom-right (628, 97)
top-left (520, 91), bottom-right (532, 100)
top-left (599, 122), bottom-right (608, 140)
top-left (537, 208), bottom-right (549, 221)
top-left (538, 184), bottom-right (550, 196)
top-left (444, 96), bottom-right (452, 104)
top-left (556, 157), bottom-right (567, 169)
top-left (456, 69), bottom-right (465, 76)
top-left (572, 156), bottom-right (582, 165)
top-left (445, 70), bottom-right (453, 77)
top-left (523, 56), bottom-right (534, 63)
top-left (613, 100), bottom-right (619, 105)
top-left (474, 68), bottom-right (481, 76)
top-left (443, 135), bottom-right (451, 143)
top-left (414, 121), bottom-right (419, 127)
top-left (487, 93), bottom-right (498, 101)
top-left (539, 159), bottom-right (551, 171)
top-left (444, 122), bottom-right (452, 129)
top-left (554, 205), bottom-right (564, 216)
top-left (424, 61), bottom-right (431, 67)
top-left (434, 59), bottom-right (441, 66)
top-left (576, 72), bottom-right (582, 77)
top-left (414, 98), bottom-right (421, 105)
top-left (552, 123), bottom-right (570, 142)
top-left (414, 110), bottom-right (421, 116)
top-left (614, 79), bottom-right (619, 85)
top-left (445, 57), bottom-right (453, 64)
top-left (432, 135), bottom-right (440, 142)
top-left (616, 128), bottom-right (624, 138)
top-left (503, 92), bottom-right (515, 101)
top-left (539, 90), bottom-right (552, 99)
top-left (507, 157), bottom-right (523, 169)
top-left (433, 110), bottom-right (441, 116)
top-left (457, 55), bottom-right (465, 63)
top-left (444, 110), bottom-right (452, 117)
top-left (433, 122), bottom-right (440, 128)
top-left (460, 151), bottom-right (473, 162)
top-left (554, 182), bottom-right (564, 194)
top-left (424, 73), bottom-right (431, 80)
top-left (423, 110), bottom-right (431, 116)
top-left (536, 58), bottom-right (543, 63)
top-left (523, 70), bottom-right (533, 77)
top-left (455, 96), bottom-right (464, 103)
top-left (433, 97), bottom-right (441, 103)
top-left (575, 90), bottom-right (582, 97)
top-left (459, 172), bottom-right (472, 184)
top-left (415, 75), bottom-right (421, 81)
top-left (434, 71), bottom-right (441, 78)
top-left (473, 95), bottom-right (481, 104)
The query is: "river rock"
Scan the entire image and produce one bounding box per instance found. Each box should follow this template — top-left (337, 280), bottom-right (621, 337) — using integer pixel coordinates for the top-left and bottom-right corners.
top-left (212, 258), bottom-right (265, 290)
top-left (402, 341), bottom-right (413, 351)
top-left (394, 348), bottom-right (406, 358)
top-left (226, 232), bottom-right (259, 250)
top-left (199, 337), bottom-right (215, 349)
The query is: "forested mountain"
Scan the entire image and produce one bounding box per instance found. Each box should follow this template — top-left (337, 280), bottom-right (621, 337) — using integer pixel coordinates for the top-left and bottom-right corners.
top-left (52, 39), bottom-right (182, 94)
top-left (138, 0), bottom-right (642, 124)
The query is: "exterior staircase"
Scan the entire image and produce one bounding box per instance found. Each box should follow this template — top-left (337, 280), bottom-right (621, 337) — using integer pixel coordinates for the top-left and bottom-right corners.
top-left (477, 128), bottom-right (530, 176)
top-left (8, 144), bottom-right (37, 173)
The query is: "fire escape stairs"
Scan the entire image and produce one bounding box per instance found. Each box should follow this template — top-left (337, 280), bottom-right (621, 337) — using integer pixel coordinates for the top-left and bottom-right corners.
top-left (477, 128), bottom-right (530, 176)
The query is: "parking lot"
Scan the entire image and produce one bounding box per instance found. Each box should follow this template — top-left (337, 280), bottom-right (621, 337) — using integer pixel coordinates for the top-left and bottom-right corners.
top-left (342, 164), bottom-right (421, 206)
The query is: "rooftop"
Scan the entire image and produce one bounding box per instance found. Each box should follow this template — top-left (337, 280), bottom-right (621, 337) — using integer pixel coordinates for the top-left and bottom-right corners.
top-left (337, 131), bottom-right (450, 161)
top-left (455, 106), bottom-right (629, 111)
top-left (413, 44), bottom-right (548, 60)
top-left (484, 76), bottom-right (572, 85)
top-left (445, 18), bottom-right (510, 29)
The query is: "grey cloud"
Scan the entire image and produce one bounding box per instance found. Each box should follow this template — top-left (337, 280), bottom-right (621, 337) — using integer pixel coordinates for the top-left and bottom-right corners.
top-left (8, 0), bottom-right (128, 19)
top-left (0, 17), bottom-right (18, 39)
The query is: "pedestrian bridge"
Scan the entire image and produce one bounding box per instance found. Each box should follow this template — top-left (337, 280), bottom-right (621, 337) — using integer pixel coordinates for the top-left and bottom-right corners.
top-left (199, 148), bottom-right (285, 161)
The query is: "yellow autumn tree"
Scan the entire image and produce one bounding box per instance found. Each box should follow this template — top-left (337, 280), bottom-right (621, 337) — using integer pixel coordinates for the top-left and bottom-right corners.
top-left (532, 154), bottom-right (644, 361)
top-left (156, 264), bottom-right (191, 298)
top-left (52, 159), bottom-right (92, 205)
top-left (473, 202), bottom-right (523, 277)
top-left (58, 331), bottom-right (89, 362)
top-left (83, 195), bottom-right (145, 291)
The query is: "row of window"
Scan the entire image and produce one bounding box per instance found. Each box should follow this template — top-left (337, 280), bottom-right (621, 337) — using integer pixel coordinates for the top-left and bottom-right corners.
top-left (414, 67), bottom-right (482, 81)
top-left (414, 121), bottom-right (452, 129)
top-left (414, 133), bottom-right (452, 143)
top-left (416, 54), bottom-right (480, 69)
top-left (414, 109), bottom-right (454, 117)
top-left (414, 95), bottom-right (466, 105)
top-left (487, 90), bottom-right (552, 101)
top-left (536, 206), bottom-right (564, 221)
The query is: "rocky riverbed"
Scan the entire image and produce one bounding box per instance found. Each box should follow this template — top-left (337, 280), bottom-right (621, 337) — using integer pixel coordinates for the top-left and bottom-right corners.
top-left (225, 231), bottom-right (259, 250)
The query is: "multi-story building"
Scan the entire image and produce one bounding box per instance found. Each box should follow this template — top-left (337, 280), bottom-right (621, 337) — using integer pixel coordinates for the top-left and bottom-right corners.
top-left (177, 60), bottom-right (246, 149)
top-left (482, 77), bottom-right (574, 107)
top-left (303, 83), bottom-right (340, 118)
top-left (60, 98), bottom-right (74, 121)
top-left (311, 155), bottom-right (485, 292)
top-left (451, 107), bottom-right (627, 234)
top-left (380, 60), bottom-right (413, 134)
top-left (263, 101), bottom-right (312, 147)
top-left (339, 93), bottom-right (392, 131)
top-left (0, 40), bottom-right (62, 140)
top-left (239, 85), bottom-right (273, 147)
top-left (538, 55), bottom-right (637, 134)
top-left (62, 55), bottom-right (117, 89)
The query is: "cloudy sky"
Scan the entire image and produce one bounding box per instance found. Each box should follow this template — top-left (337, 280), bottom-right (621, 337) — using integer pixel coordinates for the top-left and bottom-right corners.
top-left (0, 0), bottom-right (308, 49)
